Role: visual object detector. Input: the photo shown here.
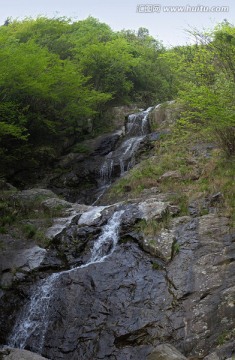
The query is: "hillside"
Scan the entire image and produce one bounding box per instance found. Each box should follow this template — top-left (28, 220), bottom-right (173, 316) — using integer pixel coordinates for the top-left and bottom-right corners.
top-left (0, 16), bottom-right (234, 360)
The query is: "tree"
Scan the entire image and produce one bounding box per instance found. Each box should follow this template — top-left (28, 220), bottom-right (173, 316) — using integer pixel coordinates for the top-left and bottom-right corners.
top-left (173, 23), bottom-right (235, 156)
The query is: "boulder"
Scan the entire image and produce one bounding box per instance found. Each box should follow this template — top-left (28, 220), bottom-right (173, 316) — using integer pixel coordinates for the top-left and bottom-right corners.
top-left (138, 199), bottom-right (168, 220)
top-left (149, 101), bottom-right (178, 129)
top-left (46, 203), bottom-right (92, 239)
top-left (12, 189), bottom-right (57, 206)
top-left (147, 343), bottom-right (187, 360)
top-left (41, 198), bottom-right (73, 212)
top-left (141, 228), bottom-right (175, 261)
top-left (78, 206), bottom-right (107, 226)
top-left (1, 246), bottom-right (47, 273)
top-left (103, 104), bottom-right (140, 130)
top-left (0, 246), bottom-right (47, 287)
top-left (0, 348), bottom-right (49, 359)
top-left (160, 170), bottom-right (182, 181)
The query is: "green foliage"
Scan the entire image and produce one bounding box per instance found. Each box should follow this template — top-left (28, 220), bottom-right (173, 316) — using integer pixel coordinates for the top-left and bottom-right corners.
top-left (22, 223), bottom-right (37, 239)
top-left (217, 328), bottom-right (235, 346)
top-left (172, 241), bottom-right (180, 257)
top-left (0, 16), bottom-right (174, 180)
top-left (72, 143), bottom-right (90, 154)
top-left (119, 28), bottom-right (172, 106)
top-left (169, 22), bottom-right (235, 157)
top-left (152, 261), bottom-right (164, 270)
top-left (0, 16), bottom-right (234, 183)
top-left (137, 210), bottom-right (171, 237)
top-left (0, 226), bottom-right (7, 234)
top-left (168, 194), bottom-right (189, 216)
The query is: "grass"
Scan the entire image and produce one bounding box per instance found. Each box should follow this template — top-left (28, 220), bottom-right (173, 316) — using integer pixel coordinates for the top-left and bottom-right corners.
top-left (167, 193), bottom-right (189, 216)
top-left (105, 127), bottom-right (234, 229)
top-left (217, 328), bottom-right (235, 346)
top-left (21, 223), bottom-right (37, 239)
top-left (152, 261), bottom-right (164, 270)
top-left (72, 143), bottom-right (90, 154)
top-left (0, 189), bottom-right (60, 248)
top-left (136, 209), bottom-right (172, 237)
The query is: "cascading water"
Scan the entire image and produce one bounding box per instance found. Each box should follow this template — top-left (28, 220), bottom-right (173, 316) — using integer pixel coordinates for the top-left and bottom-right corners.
top-left (6, 106), bottom-right (153, 357)
top-left (97, 107), bottom-right (153, 190)
top-left (99, 152), bottom-right (114, 186)
top-left (89, 210), bottom-right (124, 263)
top-left (8, 210), bottom-right (124, 354)
top-left (118, 136), bottom-right (144, 175)
top-left (126, 107), bottom-right (153, 137)
top-left (8, 273), bottom-right (60, 353)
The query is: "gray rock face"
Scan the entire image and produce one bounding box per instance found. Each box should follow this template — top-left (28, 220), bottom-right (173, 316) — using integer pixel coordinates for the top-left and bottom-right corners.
top-left (0, 348), bottom-right (49, 359)
top-left (0, 201), bottom-right (234, 360)
top-left (1, 246), bottom-right (47, 287)
top-left (41, 243), bottom-right (172, 359)
top-left (45, 203), bottom-right (91, 239)
top-left (149, 101), bottom-right (178, 129)
top-left (204, 353), bottom-right (220, 360)
top-left (140, 227), bottom-right (175, 261)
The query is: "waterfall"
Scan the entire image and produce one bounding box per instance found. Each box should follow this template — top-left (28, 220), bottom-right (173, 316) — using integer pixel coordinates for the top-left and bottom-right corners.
top-left (7, 106), bottom-right (153, 354)
top-left (7, 210), bottom-right (124, 353)
top-left (125, 107), bottom-right (153, 137)
top-left (8, 273), bottom-right (60, 352)
top-left (100, 152), bottom-right (114, 185)
top-left (98, 107), bottom-right (152, 187)
top-left (89, 210), bottom-right (124, 263)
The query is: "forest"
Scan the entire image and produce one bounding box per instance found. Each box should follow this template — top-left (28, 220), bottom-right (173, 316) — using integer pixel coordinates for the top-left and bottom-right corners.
top-left (0, 16), bottom-right (234, 181)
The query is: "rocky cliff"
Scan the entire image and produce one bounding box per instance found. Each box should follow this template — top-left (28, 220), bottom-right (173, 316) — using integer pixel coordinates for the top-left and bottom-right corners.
top-left (0, 103), bottom-right (234, 360)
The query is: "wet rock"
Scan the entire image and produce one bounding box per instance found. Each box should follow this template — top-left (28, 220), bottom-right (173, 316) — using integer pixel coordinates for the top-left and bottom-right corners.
top-left (147, 343), bottom-right (187, 360)
top-left (46, 203), bottom-right (91, 239)
top-left (91, 132), bottom-right (122, 156)
top-left (41, 243), bottom-right (173, 360)
top-left (78, 206), bottom-right (107, 226)
top-left (0, 202), bottom-right (234, 360)
top-left (0, 347), bottom-right (49, 359)
top-left (125, 110), bottom-right (151, 136)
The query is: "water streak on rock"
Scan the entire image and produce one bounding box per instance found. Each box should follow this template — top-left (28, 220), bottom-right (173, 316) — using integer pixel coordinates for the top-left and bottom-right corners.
top-left (8, 210), bottom-right (124, 353)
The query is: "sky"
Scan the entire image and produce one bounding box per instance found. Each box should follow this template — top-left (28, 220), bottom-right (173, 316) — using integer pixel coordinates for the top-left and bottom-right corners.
top-left (1, 0), bottom-right (234, 46)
